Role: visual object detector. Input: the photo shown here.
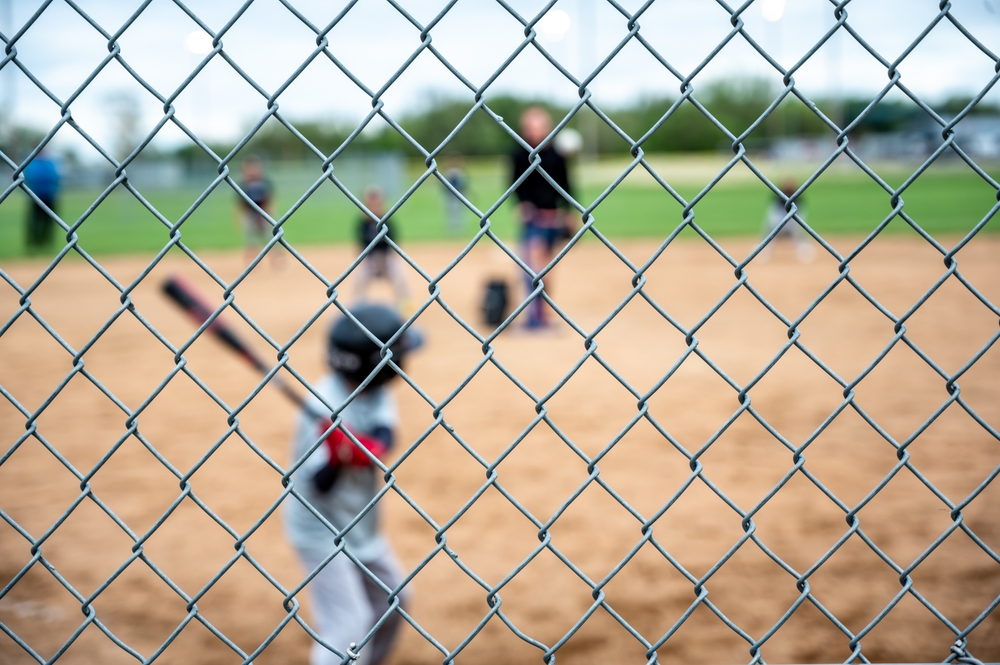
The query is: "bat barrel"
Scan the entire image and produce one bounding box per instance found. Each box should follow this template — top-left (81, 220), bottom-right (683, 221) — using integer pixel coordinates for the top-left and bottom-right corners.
top-left (162, 275), bottom-right (309, 411)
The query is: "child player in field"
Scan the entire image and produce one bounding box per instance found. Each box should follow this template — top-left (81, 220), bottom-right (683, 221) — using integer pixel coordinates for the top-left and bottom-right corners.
top-left (284, 304), bottom-right (419, 665)
top-left (235, 155), bottom-right (282, 268)
top-left (355, 186), bottom-right (411, 309)
top-left (759, 178), bottom-right (814, 264)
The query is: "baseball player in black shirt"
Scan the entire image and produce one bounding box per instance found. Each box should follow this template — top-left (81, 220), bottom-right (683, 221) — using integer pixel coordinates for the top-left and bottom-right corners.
top-left (509, 106), bottom-right (576, 329)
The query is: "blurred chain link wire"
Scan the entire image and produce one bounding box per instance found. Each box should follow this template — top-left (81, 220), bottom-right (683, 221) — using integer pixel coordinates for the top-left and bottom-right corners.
top-left (1, 0), bottom-right (999, 663)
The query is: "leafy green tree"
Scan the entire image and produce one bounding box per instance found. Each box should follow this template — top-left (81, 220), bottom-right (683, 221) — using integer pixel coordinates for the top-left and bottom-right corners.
top-left (163, 78), bottom-right (1000, 161)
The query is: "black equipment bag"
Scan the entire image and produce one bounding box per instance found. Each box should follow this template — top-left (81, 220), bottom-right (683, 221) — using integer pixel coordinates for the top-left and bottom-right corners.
top-left (482, 279), bottom-right (509, 326)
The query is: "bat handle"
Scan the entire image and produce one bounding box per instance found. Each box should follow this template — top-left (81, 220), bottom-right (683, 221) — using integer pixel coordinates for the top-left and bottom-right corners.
top-left (266, 371), bottom-right (328, 419)
top-left (272, 374), bottom-right (306, 409)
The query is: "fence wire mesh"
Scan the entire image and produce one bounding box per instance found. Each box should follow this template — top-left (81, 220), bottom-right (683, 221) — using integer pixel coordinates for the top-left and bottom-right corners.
top-left (1, 0), bottom-right (999, 663)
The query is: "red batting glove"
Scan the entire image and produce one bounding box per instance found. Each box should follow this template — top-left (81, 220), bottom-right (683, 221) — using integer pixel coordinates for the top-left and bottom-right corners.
top-left (321, 423), bottom-right (388, 467)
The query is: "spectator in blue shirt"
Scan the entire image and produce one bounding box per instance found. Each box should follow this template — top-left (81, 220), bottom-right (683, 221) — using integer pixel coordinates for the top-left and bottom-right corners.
top-left (22, 153), bottom-right (60, 251)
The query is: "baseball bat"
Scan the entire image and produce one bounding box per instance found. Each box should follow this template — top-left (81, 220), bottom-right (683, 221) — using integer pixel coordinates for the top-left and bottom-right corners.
top-left (161, 275), bottom-right (309, 411)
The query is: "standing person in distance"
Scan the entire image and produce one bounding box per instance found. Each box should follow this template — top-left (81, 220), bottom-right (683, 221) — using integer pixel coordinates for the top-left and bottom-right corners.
top-left (235, 155), bottom-right (282, 268)
top-left (22, 151), bottom-right (60, 252)
top-left (355, 186), bottom-right (411, 311)
top-left (441, 154), bottom-right (469, 235)
top-left (759, 178), bottom-right (814, 263)
top-left (509, 106), bottom-right (576, 329)
top-left (284, 305), bottom-right (420, 665)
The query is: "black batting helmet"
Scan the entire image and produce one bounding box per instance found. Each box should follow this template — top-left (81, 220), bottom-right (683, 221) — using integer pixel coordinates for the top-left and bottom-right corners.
top-left (327, 304), bottom-right (419, 387)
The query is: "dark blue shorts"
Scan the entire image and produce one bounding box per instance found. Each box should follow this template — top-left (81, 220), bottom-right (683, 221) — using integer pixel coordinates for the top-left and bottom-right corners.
top-left (522, 220), bottom-right (564, 252)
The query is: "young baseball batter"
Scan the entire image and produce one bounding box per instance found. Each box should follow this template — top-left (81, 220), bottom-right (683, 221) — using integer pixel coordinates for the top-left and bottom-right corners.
top-left (284, 304), bottom-right (418, 665)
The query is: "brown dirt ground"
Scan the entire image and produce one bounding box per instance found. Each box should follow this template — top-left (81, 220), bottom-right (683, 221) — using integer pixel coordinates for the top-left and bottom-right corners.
top-left (1, 235), bottom-right (998, 664)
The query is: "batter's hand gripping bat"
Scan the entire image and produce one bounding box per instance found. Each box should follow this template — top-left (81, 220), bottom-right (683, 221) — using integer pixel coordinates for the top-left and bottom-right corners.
top-left (161, 275), bottom-right (309, 411)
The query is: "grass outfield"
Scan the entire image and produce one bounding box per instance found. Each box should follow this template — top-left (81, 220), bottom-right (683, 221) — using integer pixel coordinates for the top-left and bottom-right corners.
top-left (1, 154), bottom-right (997, 260)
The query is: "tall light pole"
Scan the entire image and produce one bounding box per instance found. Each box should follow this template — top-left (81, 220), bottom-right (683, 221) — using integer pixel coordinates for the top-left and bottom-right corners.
top-left (578, 0), bottom-right (599, 160)
top-left (827, 3), bottom-right (843, 132)
top-left (762, 0), bottom-right (786, 139)
top-left (0, 0), bottom-right (14, 149)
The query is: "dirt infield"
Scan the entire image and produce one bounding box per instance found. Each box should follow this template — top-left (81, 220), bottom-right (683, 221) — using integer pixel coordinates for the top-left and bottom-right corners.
top-left (1, 235), bottom-right (998, 664)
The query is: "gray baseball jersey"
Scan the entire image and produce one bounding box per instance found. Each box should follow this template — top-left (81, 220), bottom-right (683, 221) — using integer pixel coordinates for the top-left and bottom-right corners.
top-left (284, 373), bottom-right (396, 562)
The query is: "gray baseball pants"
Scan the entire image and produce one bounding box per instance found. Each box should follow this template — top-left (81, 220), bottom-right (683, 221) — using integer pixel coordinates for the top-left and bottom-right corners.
top-left (298, 548), bottom-right (407, 665)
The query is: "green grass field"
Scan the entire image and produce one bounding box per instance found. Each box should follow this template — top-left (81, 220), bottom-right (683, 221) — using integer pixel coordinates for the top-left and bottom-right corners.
top-left (1, 154), bottom-right (997, 261)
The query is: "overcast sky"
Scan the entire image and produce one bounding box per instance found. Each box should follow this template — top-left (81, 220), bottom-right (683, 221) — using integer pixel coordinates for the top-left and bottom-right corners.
top-left (3, 0), bottom-right (1000, 157)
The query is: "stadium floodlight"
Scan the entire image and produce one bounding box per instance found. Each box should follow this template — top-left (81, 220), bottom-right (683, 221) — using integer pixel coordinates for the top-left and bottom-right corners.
top-left (184, 29), bottom-right (214, 55)
top-left (538, 9), bottom-right (571, 42)
top-left (555, 127), bottom-right (583, 156)
top-left (761, 0), bottom-right (785, 22)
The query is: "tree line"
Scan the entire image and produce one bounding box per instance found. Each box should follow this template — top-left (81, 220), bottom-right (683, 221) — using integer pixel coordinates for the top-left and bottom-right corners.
top-left (2, 77), bottom-right (993, 166)
top-left (178, 79), bottom-right (992, 163)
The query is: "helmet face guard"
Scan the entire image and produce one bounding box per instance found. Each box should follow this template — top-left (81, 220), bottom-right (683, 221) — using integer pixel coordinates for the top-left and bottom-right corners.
top-left (326, 305), bottom-right (418, 387)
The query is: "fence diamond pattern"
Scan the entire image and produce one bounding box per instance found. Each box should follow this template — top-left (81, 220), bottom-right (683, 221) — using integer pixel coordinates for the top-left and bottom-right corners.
top-left (2, 0), bottom-right (999, 663)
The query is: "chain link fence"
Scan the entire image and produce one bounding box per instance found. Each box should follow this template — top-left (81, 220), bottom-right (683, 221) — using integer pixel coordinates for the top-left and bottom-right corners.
top-left (2, 0), bottom-right (999, 663)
